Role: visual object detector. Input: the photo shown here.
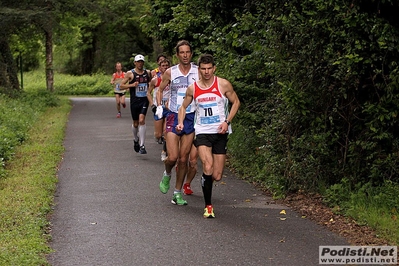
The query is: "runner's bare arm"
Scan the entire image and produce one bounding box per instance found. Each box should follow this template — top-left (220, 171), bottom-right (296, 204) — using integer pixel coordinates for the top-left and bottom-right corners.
top-left (119, 71), bottom-right (138, 90)
top-left (176, 84), bottom-right (194, 131)
top-left (110, 73), bottom-right (115, 84)
top-left (147, 77), bottom-right (157, 106)
top-left (157, 68), bottom-right (171, 106)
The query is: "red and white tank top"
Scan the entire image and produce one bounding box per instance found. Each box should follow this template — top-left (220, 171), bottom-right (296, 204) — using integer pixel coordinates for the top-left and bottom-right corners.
top-left (193, 77), bottom-right (230, 134)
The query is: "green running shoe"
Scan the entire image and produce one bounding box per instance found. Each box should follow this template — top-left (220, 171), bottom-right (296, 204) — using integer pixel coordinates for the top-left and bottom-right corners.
top-left (159, 172), bottom-right (171, 194)
top-left (171, 192), bottom-right (187, 205)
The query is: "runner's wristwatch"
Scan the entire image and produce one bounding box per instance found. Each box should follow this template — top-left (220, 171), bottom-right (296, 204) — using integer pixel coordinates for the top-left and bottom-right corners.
top-left (224, 120), bottom-right (231, 126)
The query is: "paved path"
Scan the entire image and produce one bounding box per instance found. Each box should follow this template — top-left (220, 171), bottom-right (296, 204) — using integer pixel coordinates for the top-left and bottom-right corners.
top-left (47, 97), bottom-right (348, 266)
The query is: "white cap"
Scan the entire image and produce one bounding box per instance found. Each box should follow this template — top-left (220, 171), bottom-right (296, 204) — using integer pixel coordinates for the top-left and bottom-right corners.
top-left (134, 54), bottom-right (145, 62)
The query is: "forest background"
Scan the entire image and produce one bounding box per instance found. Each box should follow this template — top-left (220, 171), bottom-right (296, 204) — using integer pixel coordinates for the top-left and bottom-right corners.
top-left (1, 0), bottom-right (399, 255)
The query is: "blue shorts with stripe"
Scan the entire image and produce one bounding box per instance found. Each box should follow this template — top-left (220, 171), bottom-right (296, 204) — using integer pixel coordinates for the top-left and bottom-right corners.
top-left (165, 112), bottom-right (195, 135)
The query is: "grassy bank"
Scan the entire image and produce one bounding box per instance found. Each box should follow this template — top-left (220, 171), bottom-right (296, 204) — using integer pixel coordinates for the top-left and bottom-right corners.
top-left (0, 97), bottom-right (71, 265)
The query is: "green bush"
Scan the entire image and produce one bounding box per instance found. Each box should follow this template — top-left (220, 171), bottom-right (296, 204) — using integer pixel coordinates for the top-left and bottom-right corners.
top-left (53, 73), bottom-right (111, 96)
top-left (0, 90), bottom-right (60, 178)
top-left (24, 70), bottom-right (112, 96)
top-left (199, 0), bottom-right (399, 195)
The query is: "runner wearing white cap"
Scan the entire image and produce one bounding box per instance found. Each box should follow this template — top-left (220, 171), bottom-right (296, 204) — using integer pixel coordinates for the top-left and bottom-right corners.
top-left (120, 54), bottom-right (152, 154)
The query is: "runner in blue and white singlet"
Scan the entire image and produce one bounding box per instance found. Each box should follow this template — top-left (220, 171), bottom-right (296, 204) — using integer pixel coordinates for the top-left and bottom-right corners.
top-left (157, 40), bottom-right (199, 206)
top-left (168, 63), bottom-right (198, 114)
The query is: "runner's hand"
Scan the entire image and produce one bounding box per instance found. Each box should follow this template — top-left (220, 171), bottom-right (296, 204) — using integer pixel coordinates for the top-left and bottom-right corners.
top-left (151, 104), bottom-right (157, 115)
top-left (156, 106), bottom-right (163, 119)
top-left (176, 123), bottom-right (184, 133)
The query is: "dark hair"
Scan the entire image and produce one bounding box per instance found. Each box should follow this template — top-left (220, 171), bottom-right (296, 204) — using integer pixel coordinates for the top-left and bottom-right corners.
top-left (197, 54), bottom-right (215, 67)
top-left (156, 54), bottom-right (166, 62)
top-left (175, 40), bottom-right (192, 54)
top-left (159, 58), bottom-right (171, 66)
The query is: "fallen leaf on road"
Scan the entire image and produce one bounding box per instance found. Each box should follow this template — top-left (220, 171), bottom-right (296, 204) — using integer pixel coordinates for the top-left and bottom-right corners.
top-left (280, 210), bottom-right (286, 215)
top-left (280, 217), bottom-right (287, 221)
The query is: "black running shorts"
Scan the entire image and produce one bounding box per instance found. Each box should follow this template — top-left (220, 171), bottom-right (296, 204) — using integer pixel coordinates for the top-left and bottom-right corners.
top-left (194, 133), bottom-right (228, 154)
top-left (130, 98), bottom-right (149, 121)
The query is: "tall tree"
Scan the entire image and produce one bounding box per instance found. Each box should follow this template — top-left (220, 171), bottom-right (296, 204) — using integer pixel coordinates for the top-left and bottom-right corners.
top-left (0, 33), bottom-right (20, 95)
top-left (0, 0), bottom-right (56, 93)
top-left (0, 5), bottom-right (28, 94)
top-left (52, 0), bottom-right (153, 75)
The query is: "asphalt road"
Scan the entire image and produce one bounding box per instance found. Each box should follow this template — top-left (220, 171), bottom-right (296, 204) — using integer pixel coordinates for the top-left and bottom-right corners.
top-left (47, 97), bottom-right (348, 266)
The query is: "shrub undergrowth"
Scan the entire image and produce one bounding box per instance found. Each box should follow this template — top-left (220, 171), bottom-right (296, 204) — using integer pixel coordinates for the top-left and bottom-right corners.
top-left (0, 89), bottom-right (70, 265)
top-left (0, 90), bottom-right (59, 178)
top-left (24, 70), bottom-right (112, 96)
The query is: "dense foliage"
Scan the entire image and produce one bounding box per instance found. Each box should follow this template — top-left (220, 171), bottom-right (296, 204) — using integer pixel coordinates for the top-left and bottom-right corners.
top-left (53, 0), bottom-right (154, 75)
top-left (144, 0), bottom-right (399, 198)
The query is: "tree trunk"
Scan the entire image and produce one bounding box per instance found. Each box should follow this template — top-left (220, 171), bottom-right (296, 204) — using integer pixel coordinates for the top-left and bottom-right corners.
top-left (45, 29), bottom-right (54, 92)
top-left (0, 34), bottom-right (20, 96)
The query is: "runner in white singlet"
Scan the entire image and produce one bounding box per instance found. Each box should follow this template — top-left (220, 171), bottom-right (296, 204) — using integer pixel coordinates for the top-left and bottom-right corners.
top-left (157, 40), bottom-right (199, 206)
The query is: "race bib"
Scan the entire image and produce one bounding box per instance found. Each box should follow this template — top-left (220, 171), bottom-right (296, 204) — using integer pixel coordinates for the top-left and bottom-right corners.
top-left (135, 83), bottom-right (148, 97)
top-left (199, 103), bottom-right (220, 124)
top-left (176, 91), bottom-right (191, 112)
top-left (161, 97), bottom-right (169, 106)
top-left (114, 78), bottom-right (125, 92)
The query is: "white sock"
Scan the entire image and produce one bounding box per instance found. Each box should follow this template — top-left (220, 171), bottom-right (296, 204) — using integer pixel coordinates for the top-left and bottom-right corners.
top-left (164, 170), bottom-right (171, 177)
top-left (139, 124), bottom-right (146, 146)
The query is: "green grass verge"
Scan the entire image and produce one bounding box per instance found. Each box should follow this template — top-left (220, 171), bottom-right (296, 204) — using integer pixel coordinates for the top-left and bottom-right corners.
top-left (0, 97), bottom-right (71, 266)
top-left (324, 180), bottom-right (399, 245)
